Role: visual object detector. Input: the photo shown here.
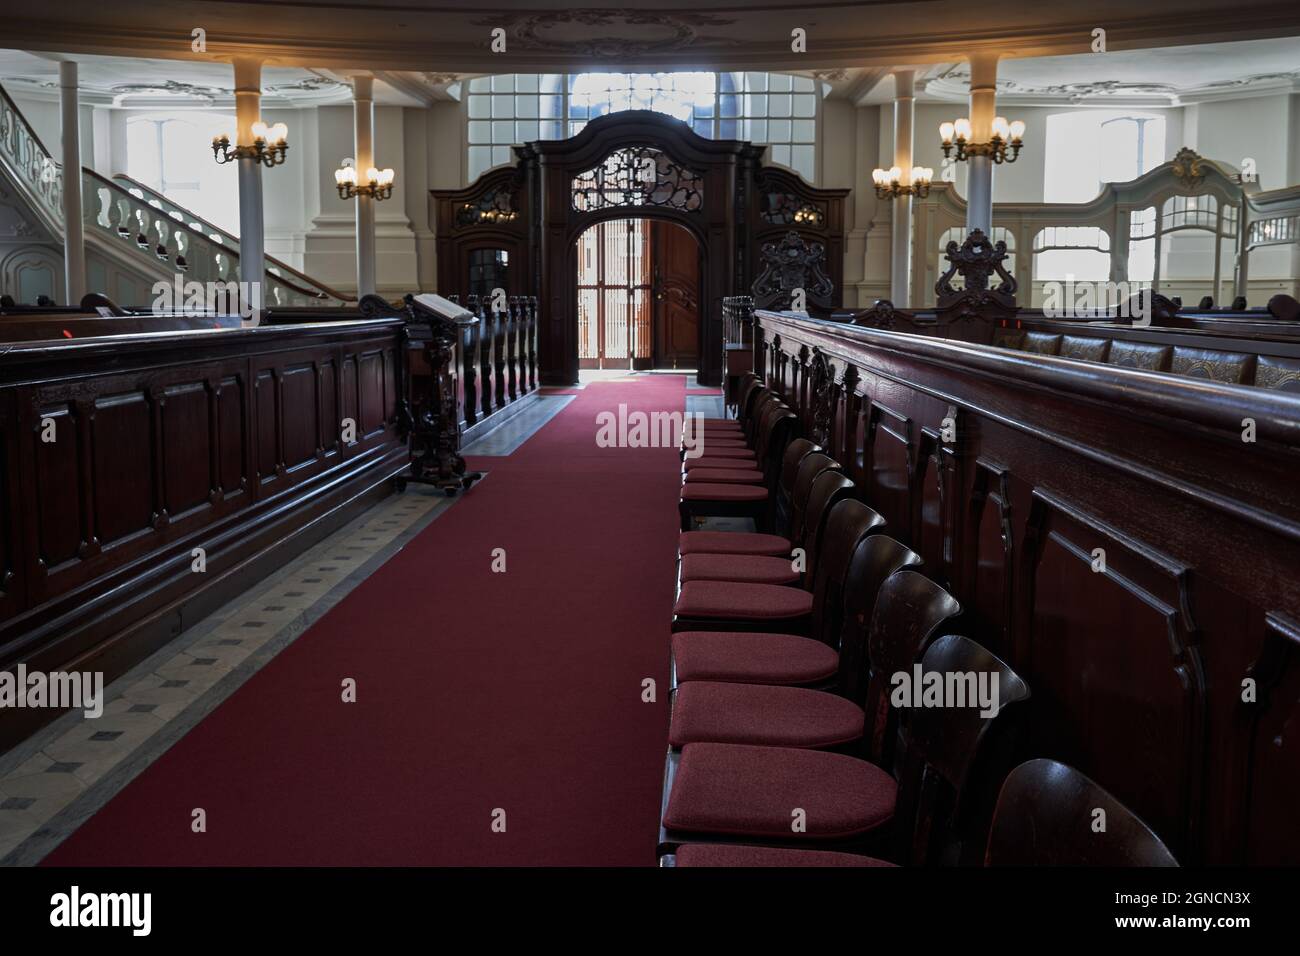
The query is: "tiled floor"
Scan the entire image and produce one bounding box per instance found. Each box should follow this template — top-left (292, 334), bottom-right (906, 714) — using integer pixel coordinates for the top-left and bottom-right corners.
top-left (0, 485), bottom-right (464, 864)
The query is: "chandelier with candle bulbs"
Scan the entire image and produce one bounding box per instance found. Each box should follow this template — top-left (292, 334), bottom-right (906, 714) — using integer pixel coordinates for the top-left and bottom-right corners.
top-left (212, 121), bottom-right (289, 167)
top-left (871, 165), bottom-right (934, 199)
top-left (334, 163), bottom-right (396, 202)
top-left (939, 116), bottom-right (1025, 164)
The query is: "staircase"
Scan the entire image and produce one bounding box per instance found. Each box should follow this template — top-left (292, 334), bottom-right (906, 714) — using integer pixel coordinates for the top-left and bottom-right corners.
top-left (0, 85), bottom-right (354, 307)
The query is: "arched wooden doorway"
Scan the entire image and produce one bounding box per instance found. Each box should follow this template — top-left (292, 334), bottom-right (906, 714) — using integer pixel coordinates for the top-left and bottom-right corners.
top-left (574, 217), bottom-right (700, 371)
top-left (432, 110), bottom-right (849, 387)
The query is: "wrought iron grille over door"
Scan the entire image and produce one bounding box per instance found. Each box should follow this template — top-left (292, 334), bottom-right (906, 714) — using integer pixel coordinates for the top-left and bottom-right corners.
top-left (576, 218), bottom-right (653, 369)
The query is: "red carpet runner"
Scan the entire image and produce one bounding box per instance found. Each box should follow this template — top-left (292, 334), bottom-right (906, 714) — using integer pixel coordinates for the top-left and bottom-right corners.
top-left (45, 376), bottom-right (686, 866)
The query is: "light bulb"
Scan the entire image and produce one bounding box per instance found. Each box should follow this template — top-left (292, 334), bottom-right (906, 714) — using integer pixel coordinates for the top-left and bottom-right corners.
top-left (991, 116), bottom-right (1010, 140)
top-left (250, 121), bottom-right (268, 142)
top-left (888, 165), bottom-right (901, 183)
top-left (939, 121), bottom-right (955, 144)
top-left (911, 166), bottom-right (928, 184)
top-left (365, 167), bottom-right (380, 186)
top-left (1009, 119), bottom-right (1026, 142)
top-left (270, 122), bottom-right (288, 145)
top-left (872, 168), bottom-right (885, 185)
top-left (381, 168), bottom-right (395, 186)
top-left (954, 118), bottom-right (972, 141)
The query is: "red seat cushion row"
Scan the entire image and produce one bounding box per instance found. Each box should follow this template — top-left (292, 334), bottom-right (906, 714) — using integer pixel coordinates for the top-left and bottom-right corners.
top-left (679, 553), bottom-right (799, 586)
top-left (674, 580), bottom-right (812, 620)
top-left (685, 447), bottom-right (759, 460)
top-left (669, 681), bottom-right (865, 749)
top-left (683, 455), bottom-right (758, 471)
top-left (672, 631), bottom-right (837, 685)
top-left (679, 530), bottom-right (790, 556)
top-left (663, 742), bottom-right (896, 839)
top-left (674, 844), bottom-right (894, 867)
top-left (679, 483), bottom-right (768, 502)
top-left (682, 468), bottom-right (764, 485)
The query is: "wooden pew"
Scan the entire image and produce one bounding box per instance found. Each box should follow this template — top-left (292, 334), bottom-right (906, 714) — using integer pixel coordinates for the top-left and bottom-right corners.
top-left (0, 318), bottom-right (409, 750)
top-left (752, 306), bottom-right (1300, 866)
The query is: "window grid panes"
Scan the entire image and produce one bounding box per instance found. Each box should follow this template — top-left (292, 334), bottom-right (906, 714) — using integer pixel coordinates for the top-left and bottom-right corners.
top-left (468, 72), bottom-right (819, 184)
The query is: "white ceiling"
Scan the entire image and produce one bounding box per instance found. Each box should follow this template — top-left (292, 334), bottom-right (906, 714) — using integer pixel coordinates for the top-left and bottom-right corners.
top-left (2, 34), bottom-right (1299, 112)
top-left (856, 37), bottom-right (1300, 106)
top-left (0, 51), bottom-right (457, 108)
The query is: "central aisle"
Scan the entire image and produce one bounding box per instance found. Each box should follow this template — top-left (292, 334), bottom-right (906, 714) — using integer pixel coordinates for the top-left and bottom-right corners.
top-left (45, 376), bottom-right (686, 866)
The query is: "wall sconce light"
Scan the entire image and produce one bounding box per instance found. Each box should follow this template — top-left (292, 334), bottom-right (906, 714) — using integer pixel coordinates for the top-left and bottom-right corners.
top-left (335, 164), bottom-right (395, 201)
top-left (939, 116), bottom-right (1024, 164)
top-left (871, 165), bottom-right (933, 199)
top-left (212, 121), bottom-right (289, 167)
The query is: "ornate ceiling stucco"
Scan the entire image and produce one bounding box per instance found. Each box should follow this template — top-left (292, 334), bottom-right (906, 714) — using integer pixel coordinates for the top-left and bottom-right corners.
top-left (926, 61), bottom-right (1300, 106)
top-left (471, 9), bottom-right (741, 59)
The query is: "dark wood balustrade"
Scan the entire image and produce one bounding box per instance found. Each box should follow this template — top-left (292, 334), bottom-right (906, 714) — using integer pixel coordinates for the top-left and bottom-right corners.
top-left (450, 294), bottom-right (540, 437)
top-left (751, 306), bottom-right (1300, 866)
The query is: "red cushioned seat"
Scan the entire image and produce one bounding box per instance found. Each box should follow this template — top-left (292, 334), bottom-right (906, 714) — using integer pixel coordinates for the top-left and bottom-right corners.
top-left (684, 455), bottom-right (758, 471)
top-left (680, 553), bottom-right (799, 586)
top-left (680, 483), bottom-right (768, 502)
top-left (669, 682), bottom-right (865, 749)
top-left (663, 743), bottom-right (896, 839)
top-left (674, 580), bottom-right (812, 620)
top-left (688, 447), bottom-right (759, 459)
top-left (672, 631), bottom-right (837, 685)
top-left (678, 531), bottom-right (790, 556)
top-left (683, 468), bottom-right (764, 484)
top-left (674, 844), bottom-right (894, 867)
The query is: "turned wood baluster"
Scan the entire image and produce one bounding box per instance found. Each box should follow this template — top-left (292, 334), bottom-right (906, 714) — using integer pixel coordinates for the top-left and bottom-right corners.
top-left (493, 302), bottom-right (507, 409)
top-left (457, 295), bottom-right (478, 427)
top-left (478, 297), bottom-right (494, 419)
top-left (515, 297), bottom-right (529, 394)
top-left (528, 296), bottom-right (539, 390)
top-left (506, 295), bottom-right (519, 401)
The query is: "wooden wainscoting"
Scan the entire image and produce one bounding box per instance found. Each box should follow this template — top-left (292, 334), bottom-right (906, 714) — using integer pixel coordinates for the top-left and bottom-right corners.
top-left (0, 319), bottom-right (409, 749)
top-left (755, 309), bottom-right (1300, 866)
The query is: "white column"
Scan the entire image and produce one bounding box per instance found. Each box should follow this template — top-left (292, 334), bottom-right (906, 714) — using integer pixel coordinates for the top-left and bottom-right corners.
top-left (233, 56), bottom-right (265, 319)
top-left (352, 76), bottom-right (376, 297)
top-left (59, 61), bottom-right (85, 305)
top-left (966, 52), bottom-right (1000, 236)
top-left (890, 70), bottom-right (915, 306)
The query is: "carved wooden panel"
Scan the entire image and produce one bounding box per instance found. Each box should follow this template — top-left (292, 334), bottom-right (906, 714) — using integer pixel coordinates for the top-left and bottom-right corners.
top-left (916, 431), bottom-right (945, 577)
top-left (1021, 491), bottom-right (1205, 859)
top-left (967, 461), bottom-right (1014, 660)
top-left (281, 364), bottom-right (318, 472)
top-left (32, 403), bottom-right (82, 571)
top-left (358, 349), bottom-right (386, 437)
top-left (216, 376), bottom-right (246, 498)
top-left (1240, 612), bottom-right (1300, 864)
top-left (161, 381), bottom-right (212, 519)
top-left (0, 394), bottom-right (16, 620)
top-left (91, 391), bottom-right (155, 547)
top-left (254, 370), bottom-right (279, 484)
top-left (866, 403), bottom-right (912, 545)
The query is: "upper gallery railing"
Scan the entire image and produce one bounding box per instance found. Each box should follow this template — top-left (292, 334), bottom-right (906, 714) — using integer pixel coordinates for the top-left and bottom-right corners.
top-left (0, 84), bottom-right (353, 308)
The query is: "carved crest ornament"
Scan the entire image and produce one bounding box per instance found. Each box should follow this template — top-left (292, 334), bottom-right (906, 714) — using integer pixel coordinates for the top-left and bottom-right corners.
top-left (935, 229), bottom-right (1018, 322)
top-left (752, 231), bottom-right (834, 309)
top-left (1171, 147), bottom-right (1208, 190)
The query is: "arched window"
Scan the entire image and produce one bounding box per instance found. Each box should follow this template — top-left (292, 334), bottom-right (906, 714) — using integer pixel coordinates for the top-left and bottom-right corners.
top-left (1043, 111), bottom-right (1166, 203)
top-left (126, 112), bottom-right (238, 233)
top-left (466, 72), bottom-right (819, 184)
top-left (1032, 226), bottom-right (1111, 282)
